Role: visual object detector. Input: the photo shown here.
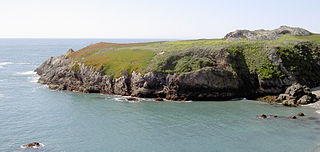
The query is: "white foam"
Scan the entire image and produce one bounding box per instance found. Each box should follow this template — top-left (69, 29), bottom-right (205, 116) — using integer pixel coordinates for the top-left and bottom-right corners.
top-left (15, 71), bottom-right (36, 75)
top-left (28, 74), bottom-right (40, 83)
top-left (316, 110), bottom-right (320, 114)
top-left (114, 97), bottom-right (125, 102)
top-left (0, 62), bottom-right (13, 66)
top-left (16, 62), bottom-right (31, 65)
top-left (114, 97), bottom-right (141, 103)
top-left (0, 62), bottom-right (13, 68)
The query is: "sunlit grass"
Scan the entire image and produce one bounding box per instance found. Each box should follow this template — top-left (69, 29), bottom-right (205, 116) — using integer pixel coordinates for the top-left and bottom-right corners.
top-left (83, 49), bottom-right (156, 77)
top-left (69, 34), bottom-right (320, 79)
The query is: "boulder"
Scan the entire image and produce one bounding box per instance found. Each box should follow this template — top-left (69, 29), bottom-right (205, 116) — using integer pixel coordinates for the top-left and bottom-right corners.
top-left (277, 83), bottom-right (318, 106)
top-left (285, 83), bottom-right (305, 98)
top-left (297, 95), bottom-right (312, 105)
top-left (297, 112), bottom-right (305, 116)
top-left (282, 99), bottom-right (297, 107)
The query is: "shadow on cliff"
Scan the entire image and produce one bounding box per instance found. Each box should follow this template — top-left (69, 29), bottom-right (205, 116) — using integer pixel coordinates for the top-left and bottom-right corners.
top-left (228, 50), bottom-right (259, 99)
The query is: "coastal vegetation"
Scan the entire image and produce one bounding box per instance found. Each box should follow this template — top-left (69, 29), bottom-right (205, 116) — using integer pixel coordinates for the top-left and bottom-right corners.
top-left (36, 26), bottom-right (320, 102)
top-left (69, 34), bottom-right (320, 81)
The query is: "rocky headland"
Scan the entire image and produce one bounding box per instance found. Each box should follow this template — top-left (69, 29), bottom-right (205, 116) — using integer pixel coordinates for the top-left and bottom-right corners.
top-left (35, 26), bottom-right (320, 105)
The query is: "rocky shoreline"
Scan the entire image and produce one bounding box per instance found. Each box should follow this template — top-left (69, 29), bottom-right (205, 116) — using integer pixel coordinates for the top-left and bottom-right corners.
top-left (35, 44), bottom-right (319, 103)
top-left (35, 26), bottom-right (320, 104)
top-left (36, 53), bottom-right (254, 101)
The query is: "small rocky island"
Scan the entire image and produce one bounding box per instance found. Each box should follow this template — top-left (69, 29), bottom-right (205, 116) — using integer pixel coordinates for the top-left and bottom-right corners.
top-left (35, 26), bottom-right (320, 105)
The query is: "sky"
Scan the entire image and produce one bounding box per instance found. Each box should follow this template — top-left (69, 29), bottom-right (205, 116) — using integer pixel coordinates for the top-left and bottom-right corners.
top-left (0, 0), bottom-right (319, 39)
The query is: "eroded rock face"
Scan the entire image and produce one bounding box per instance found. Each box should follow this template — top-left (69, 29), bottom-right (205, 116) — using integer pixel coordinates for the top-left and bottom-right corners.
top-left (35, 52), bottom-right (261, 101)
top-left (35, 55), bottom-right (113, 94)
top-left (225, 26), bottom-right (311, 41)
top-left (35, 41), bottom-right (319, 102)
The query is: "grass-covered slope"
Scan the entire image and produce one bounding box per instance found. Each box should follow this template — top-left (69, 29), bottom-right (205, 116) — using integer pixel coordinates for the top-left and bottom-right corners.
top-left (68, 34), bottom-right (320, 83)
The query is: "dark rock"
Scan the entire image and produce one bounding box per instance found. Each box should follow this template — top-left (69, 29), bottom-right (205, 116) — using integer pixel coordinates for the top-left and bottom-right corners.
top-left (258, 114), bottom-right (267, 119)
top-left (297, 112), bottom-right (305, 116)
top-left (289, 115), bottom-right (297, 119)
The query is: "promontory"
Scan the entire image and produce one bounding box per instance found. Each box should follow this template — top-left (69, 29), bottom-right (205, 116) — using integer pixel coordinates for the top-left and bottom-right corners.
top-left (35, 26), bottom-right (320, 104)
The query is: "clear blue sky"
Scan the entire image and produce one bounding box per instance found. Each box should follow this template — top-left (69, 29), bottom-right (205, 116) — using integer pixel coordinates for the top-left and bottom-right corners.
top-left (0, 0), bottom-right (319, 38)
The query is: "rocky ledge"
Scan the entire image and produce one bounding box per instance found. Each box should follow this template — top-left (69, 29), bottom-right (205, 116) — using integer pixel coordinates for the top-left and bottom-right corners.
top-left (258, 83), bottom-right (319, 106)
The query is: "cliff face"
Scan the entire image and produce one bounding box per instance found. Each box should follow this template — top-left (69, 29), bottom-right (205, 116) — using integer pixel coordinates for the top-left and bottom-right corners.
top-left (35, 41), bottom-right (320, 101)
top-left (35, 26), bottom-right (320, 101)
top-left (35, 52), bottom-right (257, 100)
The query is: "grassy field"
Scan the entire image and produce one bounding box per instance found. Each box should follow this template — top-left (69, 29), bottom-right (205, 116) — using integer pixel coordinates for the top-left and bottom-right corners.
top-left (69, 34), bottom-right (320, 79)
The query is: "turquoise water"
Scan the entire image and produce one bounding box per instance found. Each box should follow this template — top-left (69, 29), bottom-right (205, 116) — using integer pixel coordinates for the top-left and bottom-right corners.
top-left (1, 39), bottom-right (320, 152)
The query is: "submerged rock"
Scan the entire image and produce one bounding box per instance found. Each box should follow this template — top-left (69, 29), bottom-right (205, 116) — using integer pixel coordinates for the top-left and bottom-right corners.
top-left (297, 112), bottom-right (305, 116)
top-left (258, 114), bottom-right (267, 119)
top-left (289, 115), bottom-right (297, 119)
top-left (20, 142), bottom-right (43, 149)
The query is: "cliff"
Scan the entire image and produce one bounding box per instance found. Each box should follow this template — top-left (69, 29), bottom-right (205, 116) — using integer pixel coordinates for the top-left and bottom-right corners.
top-left (35, 26), bottom-right (320, 101)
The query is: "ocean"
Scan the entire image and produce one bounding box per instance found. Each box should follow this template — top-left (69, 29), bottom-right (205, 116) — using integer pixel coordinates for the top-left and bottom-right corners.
top-left (1, 39), bottom-right (320, 152)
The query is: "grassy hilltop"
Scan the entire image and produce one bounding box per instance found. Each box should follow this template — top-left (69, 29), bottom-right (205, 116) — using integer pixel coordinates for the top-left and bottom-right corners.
top-left (68, 34), bottom-right (320, 81)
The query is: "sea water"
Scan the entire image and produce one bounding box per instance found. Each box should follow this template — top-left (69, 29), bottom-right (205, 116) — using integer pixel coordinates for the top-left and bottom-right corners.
top-left (1, 39), bottom-right (320, 152)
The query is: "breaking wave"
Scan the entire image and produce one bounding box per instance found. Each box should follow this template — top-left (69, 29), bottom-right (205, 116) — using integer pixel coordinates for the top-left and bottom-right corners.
top-left (15, 71), bottom-right (36, 75)
top-left (0, 62), bottom-right (13, 68)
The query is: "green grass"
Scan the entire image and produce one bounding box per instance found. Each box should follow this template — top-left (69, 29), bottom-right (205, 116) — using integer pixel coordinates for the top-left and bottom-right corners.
top-left (82, 48), bottom-right (156, 77)
top-left (296, 34), bottom-right (320, 44)
top-left (68, 34), bottom-right (320, 80)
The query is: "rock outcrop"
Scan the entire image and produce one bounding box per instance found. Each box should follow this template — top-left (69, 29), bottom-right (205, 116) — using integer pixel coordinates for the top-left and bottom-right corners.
top-left (225, 26), bottom-right (311, 41)
top-left (35, 50), bottom-right (261, 101)
top-left (276, 83), bottom-right (318, 106)
top-left (35, 27), bottom-right (320, 102)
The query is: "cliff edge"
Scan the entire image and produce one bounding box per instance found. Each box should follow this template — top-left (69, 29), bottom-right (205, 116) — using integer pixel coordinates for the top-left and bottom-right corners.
top-left (35, 26), bottom-right (320, 101)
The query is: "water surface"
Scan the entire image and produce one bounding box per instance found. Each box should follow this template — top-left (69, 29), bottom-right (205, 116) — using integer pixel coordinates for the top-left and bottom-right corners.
top-left (1, 39), bottom-right (320, 152)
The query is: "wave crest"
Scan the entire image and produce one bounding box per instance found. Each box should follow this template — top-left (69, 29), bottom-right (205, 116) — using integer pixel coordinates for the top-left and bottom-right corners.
top-left (0, 62), bottom-right (13, 68)
top-left (15, 71), bottom-right (36, 75)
